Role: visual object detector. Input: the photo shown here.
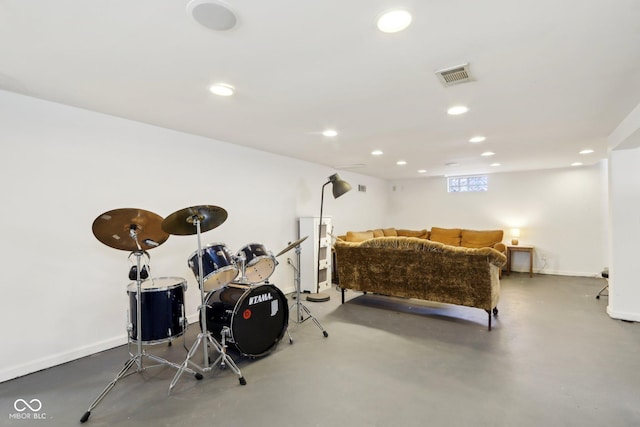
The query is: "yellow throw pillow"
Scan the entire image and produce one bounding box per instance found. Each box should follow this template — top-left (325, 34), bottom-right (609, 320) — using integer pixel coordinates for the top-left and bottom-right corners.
top-left (429, 227), bottom-right (462, 246)
top-left (345, 231), bottom-right (375, 242)
top-left (396, 229), bottom-right (429, 239)
top-left (372, 229), bottom-right (385, 238)
top-left (461, 229), bottom-right (504, 248)
top-left (382, 227), bottom-right (398, 236)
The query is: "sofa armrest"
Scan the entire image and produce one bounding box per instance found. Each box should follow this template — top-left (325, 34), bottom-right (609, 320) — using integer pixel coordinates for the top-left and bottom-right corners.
top-left (493, 242), bottom-right (506, 253)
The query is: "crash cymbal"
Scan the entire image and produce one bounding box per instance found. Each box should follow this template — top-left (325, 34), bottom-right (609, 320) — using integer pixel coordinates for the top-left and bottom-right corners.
top-left (161, 205), bottom-right (228, 235)
top-left (276, 236), bottom-right (308, 257)
top-left (92, 208), bottom-right (169, 251)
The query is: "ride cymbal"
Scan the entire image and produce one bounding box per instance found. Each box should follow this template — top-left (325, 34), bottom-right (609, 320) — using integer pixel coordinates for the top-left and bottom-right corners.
top-left (162, 205), bottom-right (228, 235)
top-left (276, 236), bottom-right (308, 257)
top-left (92, 208), bottom-right (169, 251)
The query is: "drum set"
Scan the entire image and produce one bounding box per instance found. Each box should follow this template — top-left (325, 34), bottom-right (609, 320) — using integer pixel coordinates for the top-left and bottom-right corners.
top-left (81, 205), bottom-right (301, 423)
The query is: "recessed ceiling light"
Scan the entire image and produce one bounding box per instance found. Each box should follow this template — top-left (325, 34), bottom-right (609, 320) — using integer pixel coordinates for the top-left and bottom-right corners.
top-left (579, 149), bottom-right (594, 154)
top-left (469, 136), bottom-right (486, 143)
top-left (397, 160), bottom-right (407, 166)
top-left (322, 129), bottom-right (338, 137)
top-left (481, 151), bottom-right (495, 157)
top-left (209, 83), bottom-right (235, 96)
top-left (447, 106), bottom-right (469, 115)
top-left (490, 163), bottom-right (501, 167)
top-left (371, 150), bottom-right (383, 156)
top-left (377, 10), bottom-right (412, 33)
top-left (417, 169), bottom-right (427, 174)
top-left (571, 162), bottom-right (583, 166)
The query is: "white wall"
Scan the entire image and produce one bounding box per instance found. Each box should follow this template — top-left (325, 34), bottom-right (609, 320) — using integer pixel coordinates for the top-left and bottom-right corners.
top-left (607, 101), bottom-right (640, 322)
top-left (0, 88), bottom-right (614, 382)
top-left (387, 164), bottom-right (609, 276)
top-left (608, 148), bottom-right (640, 321)
top-left (0, 90), bottom-right (388, 382)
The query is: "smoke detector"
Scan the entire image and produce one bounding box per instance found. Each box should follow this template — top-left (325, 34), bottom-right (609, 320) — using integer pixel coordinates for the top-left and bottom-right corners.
top-left (187, 0), bottom-right (237, 31)
top-left (435, 63), bottom-right (473, 87)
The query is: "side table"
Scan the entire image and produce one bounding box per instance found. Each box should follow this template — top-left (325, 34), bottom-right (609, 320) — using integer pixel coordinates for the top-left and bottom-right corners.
top-left (506, 245), bottom-right (534, 278)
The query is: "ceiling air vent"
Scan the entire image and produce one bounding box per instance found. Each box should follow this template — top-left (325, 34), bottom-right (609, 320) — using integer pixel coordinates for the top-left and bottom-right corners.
top-left (435, 63), bottom-right (473, 87)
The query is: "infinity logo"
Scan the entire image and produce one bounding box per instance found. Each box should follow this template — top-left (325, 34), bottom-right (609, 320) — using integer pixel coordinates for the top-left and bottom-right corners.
top-left (13, 398), bottom-right (42, 412)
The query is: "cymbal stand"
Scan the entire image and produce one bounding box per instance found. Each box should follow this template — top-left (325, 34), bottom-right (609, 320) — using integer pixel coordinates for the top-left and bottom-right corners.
top-left (168, 216), bottom-right (246, 394)
top-left (81, 229), bottom-right (198, 423)
top-left (287, 243), bottom-right (328, 340)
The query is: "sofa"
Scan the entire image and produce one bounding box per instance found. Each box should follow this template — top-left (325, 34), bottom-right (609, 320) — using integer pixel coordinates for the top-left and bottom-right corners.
top-left (341, 227), bottom-right (506, 253)
top-left (333, 232), bottom-right (507, 330)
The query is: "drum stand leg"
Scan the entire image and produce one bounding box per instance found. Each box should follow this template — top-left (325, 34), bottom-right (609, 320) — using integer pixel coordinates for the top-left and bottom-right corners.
top-left (81, 250), bottom-right (199, 423)
top-left (168, 217), bottom-right (246, 394)
top-left (287, 245), bottom-right (328, 341)
top-left (211, 327), bottom-right (245, 378)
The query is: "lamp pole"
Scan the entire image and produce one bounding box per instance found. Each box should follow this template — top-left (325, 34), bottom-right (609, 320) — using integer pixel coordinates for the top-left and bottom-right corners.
top-left (316, 180), bottom-right (330, 296)
top-left (309, 173), bottom-right (351, 303)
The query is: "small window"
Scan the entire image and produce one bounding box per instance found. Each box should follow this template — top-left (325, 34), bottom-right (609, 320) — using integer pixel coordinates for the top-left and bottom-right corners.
top-left (447, 175), bottom-right (488, 193)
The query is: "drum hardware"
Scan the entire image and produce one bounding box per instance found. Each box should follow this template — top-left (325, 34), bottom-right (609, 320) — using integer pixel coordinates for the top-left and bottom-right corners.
top-left (162, 205), bottom-right (246, 393)
top-left (279, 237), bottom-right (328, 339)
top-left (82, 209), bottom-right (199, 424)
top-left (128, 250), bottom-right (150, 280)
top-left (235, 252), bottom-right (249, 284)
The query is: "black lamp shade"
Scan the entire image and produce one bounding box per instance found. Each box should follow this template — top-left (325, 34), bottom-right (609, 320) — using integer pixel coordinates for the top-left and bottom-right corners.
top-left (328, 173), bottom-right (352, 198)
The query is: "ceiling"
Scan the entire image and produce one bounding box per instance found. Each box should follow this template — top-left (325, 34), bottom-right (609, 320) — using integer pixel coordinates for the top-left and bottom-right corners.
top-left (2, 0), bottom-right (640, 180)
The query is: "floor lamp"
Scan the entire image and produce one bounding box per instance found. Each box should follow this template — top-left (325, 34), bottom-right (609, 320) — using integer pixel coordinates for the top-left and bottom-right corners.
top-left (307, 173), bottom-right (352, 302)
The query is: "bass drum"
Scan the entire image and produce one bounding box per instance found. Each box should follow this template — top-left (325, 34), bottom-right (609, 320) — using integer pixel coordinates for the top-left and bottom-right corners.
top-left (203, 284), bottom-right (288, 357)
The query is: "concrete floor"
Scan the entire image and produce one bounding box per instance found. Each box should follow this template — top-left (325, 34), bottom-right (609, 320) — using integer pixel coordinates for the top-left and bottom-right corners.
top-left (1, 273), bottom-right (639, 427)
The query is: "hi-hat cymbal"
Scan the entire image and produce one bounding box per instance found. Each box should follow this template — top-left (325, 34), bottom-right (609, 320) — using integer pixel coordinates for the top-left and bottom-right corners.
top-left (92, 208), bottom-right (169, 251)
top-left (276, 236), bottom-right (308, 257)
top-left (162, 205), bottom-right (228, 236)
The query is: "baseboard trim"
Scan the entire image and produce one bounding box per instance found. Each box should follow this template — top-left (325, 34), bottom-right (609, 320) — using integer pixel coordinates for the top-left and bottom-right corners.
top-left (506, 269), bottom-right (601, 278)
top-left (607, 307), bottom-right (640, 322)
top-left (3, 285), bottom-right (305, 383)
top-left (0, 335), bottom-right (126, 384)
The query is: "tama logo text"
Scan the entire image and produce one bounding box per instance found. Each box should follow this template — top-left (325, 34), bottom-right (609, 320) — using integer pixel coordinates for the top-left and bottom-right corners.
top-left (248, 293), bottom-right (273, 305)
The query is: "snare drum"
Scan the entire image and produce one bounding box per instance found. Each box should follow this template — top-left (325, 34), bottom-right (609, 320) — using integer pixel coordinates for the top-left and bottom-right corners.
top-left (202, 283), bottom-right (288, 357)
top-left (127, 277), bottom-right (187, 344)
top-left (188, 243), bottom-right (239, 291)
top-left (236, 243), bottom-right (276, 284)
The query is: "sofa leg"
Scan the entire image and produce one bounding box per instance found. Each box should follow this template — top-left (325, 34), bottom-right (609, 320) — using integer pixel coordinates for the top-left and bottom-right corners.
top-left (341, 288), bottom-right (345, 304)
top-left (485, 309), bottom-right (492, 331)
top-left (485, 307), bottom-right (498, 331)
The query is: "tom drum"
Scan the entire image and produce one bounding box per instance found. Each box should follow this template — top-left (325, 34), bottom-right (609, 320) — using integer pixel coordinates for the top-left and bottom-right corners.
top-left (188, 243), bottom-right (239, 291)
top-left (236, 243), bottom-right (276, 284)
